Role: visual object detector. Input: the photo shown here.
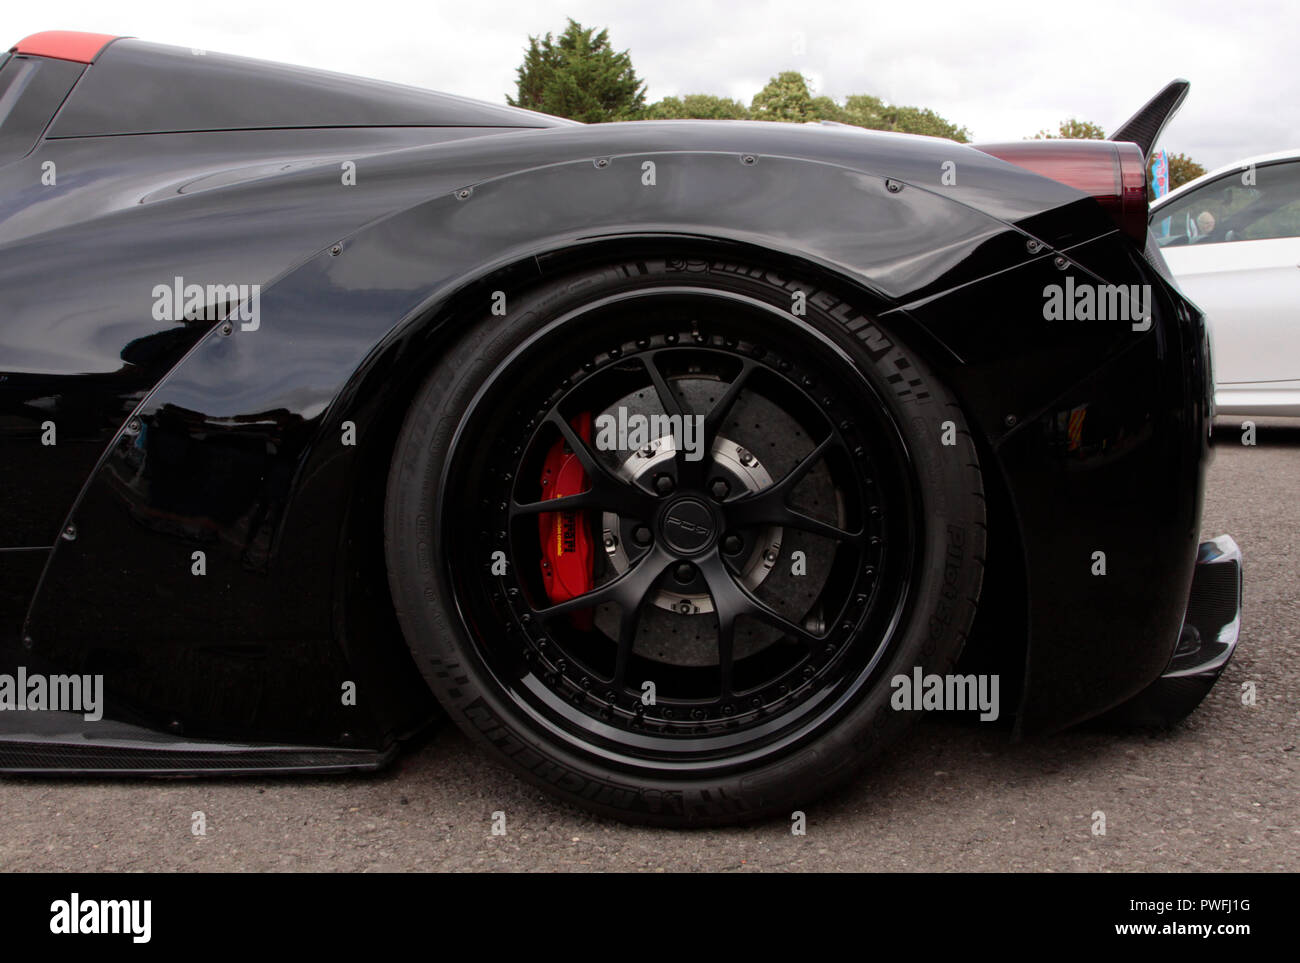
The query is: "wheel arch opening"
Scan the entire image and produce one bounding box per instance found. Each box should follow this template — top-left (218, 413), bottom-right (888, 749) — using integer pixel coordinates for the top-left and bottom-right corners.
top-left (339, 234), bottom-right (1029, 735)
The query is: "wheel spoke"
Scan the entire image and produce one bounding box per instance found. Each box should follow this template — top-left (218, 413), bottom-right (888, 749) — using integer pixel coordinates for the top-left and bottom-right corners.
top-left (770, 435), bottom-right (835, 499)
top-left (716, 607), bottom-right (736, 700)
top-left (642, 352), bottom-right (688, 420)
top-left (702, 359), bottom-right (755, 449)
top-left (542, 412), bottom-right (657, 518)
top-left (547, 411), bottom-right (606, 478)
top-left (780, 508), bottom-right (863, 543)
top-left (677, 358), bottom-right (757, 491)
top-left (723, 436), bottom-right (863, 543)
top-left (611, 594), bottom-right (643, 689)
top-left (697, 552), bottom-right (823, 697)
top-left (538, 544), bottom-right (669, 689)
top-left (728, 493), bottom-right (863, 543)
top-left (640, 353), bottom-right (757, 490)
top-left (537, 544), bottom-right (670, 621)
top-left (509, 491), bottom-right (598, 517)
top-left (643, 352), bottom-right (708, 488)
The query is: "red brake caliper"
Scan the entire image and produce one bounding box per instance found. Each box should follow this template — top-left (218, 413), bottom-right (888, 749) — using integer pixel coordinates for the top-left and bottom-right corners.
top-left (539, 412), bottom-right (595, 624)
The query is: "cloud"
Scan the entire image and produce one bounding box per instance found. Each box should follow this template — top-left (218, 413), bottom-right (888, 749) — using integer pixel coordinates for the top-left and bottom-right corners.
top-left (9, 0), bottom-right (1297, 168)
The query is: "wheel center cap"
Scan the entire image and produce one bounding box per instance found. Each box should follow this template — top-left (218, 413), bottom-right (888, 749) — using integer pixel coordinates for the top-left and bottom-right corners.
top-left (660, 497), bottom-right (717, 555)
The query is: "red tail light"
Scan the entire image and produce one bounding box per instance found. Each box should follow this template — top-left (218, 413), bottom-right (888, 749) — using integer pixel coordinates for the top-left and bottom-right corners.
top-left (975, 139), bottom-right (1148, 244)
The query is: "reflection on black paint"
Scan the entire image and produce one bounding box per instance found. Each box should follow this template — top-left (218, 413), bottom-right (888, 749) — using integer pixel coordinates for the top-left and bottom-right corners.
top-left (0, 323), bottom-right (206, 547)
top-left (112, 403), bottom-right (308, 572)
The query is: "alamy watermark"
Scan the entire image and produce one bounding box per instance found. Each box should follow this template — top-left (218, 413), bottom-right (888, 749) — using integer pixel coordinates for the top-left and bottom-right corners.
top-left (594, 408), bottom-right (705, 462)
top-left (50, 894), bottom-right (150, 943)
top-left (152, 276), bottom-right (261, 331)
top-left (0, 667), bottom-right (103, 721)
top-left (890, 669), bottom-right (1000, 721)
top-left (1043, 278), bottom-right (1152, 332)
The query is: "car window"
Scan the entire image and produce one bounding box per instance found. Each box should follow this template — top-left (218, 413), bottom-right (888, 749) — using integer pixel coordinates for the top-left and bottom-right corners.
top-left (0, 55), bottom-right (85, 166)
top-left (1154, 161), bottom-right (1300, 247)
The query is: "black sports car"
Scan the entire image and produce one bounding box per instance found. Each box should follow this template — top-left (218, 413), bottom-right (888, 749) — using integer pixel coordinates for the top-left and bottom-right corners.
top-left (0, 32), bottom-right (1241, 825)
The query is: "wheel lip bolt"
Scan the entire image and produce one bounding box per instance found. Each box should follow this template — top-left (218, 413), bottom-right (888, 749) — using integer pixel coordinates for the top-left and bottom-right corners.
top-left (633, 525), bottom-right (653, 546)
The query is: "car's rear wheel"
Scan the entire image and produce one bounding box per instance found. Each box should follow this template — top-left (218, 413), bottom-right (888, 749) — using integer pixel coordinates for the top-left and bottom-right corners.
top-left (385, 257), bottom-right (985, 825)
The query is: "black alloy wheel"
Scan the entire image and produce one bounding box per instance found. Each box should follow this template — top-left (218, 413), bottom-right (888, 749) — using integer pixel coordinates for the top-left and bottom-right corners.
top-left (385, 257), bottom-right (985, 825)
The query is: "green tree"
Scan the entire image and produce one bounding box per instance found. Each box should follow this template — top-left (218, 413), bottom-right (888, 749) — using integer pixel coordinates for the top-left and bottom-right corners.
top-left (506, 19), bottom-right (646, 122)
top-left (839, 94), bottom-right (890, 129)
top-left (809, 95), bottom-right (849, 124)
top-left (1147, 151), bottom-right (1207, 202)
top-left (748, 72), bottom-right (970, 140)
top-left (1167, 152), bottom-right (1206, 191)
top-left (841, 94), bottom-right (969, 141)
top-left (1032, 118), bottom-right (1107, 140)
top-left (643, 94), bottom-right (751, 120)
top-left (750, 70), bottom-right (818, 122)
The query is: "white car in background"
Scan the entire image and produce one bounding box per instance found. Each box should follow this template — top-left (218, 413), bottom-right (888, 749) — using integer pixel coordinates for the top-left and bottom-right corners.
top-left (1152, 150), bottom-right (1300, 416)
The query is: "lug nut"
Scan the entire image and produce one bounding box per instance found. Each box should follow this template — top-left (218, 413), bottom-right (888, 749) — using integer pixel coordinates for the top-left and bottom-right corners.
top-left (633, 525), bottom-right (653, 546)
top-left (673, 562), bottom-right (695, 584)
top-left (710, 478), bottom-right (730, 500)
top-left (722, 534), bottom-right (744, 555)
top-left (654, 473), bottom-right (675, 495)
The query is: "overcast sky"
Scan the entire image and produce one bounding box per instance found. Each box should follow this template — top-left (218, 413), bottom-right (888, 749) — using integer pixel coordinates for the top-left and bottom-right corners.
top-left (11, 0), bottom-right (1297, 170)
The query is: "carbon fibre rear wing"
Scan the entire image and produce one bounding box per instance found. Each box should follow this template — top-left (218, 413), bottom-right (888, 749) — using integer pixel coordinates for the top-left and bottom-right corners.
top-left (1109, 79), bottom-right (1191, 161)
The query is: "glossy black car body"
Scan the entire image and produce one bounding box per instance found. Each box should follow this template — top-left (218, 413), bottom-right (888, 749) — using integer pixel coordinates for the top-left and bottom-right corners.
top-left (0, 33), bottom-right (1236, 772)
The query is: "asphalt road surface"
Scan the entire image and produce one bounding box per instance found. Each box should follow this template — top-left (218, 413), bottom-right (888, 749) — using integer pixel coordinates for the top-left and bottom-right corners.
top-left (2, 418), bottom-right (1296, 872)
